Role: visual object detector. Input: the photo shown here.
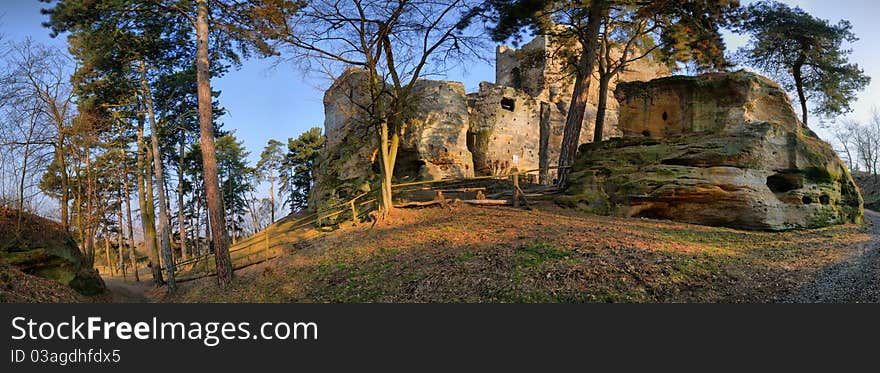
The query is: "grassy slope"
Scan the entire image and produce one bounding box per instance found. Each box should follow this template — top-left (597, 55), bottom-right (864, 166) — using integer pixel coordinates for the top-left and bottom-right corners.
top-left (167, 202), bottom-right (869, 303)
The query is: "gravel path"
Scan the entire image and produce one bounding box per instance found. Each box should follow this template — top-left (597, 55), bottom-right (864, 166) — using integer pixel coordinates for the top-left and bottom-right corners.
top-left (783, 210), bottom-right (880, 303)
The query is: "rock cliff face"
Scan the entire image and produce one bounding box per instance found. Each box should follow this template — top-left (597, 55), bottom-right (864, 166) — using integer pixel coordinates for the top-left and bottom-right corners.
top-left (310, 69), bottom-right (377, 210)
top-left (398, 80), bottom-right (474, 181)
top-left (560, 71), bottom-right (863, 230)
top-left (312, 70), bottom-right (475, 210)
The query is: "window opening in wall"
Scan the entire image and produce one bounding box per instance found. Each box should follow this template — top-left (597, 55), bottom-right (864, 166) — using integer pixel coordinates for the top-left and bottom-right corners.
top-left (501, 97), bottom-right (515, 111)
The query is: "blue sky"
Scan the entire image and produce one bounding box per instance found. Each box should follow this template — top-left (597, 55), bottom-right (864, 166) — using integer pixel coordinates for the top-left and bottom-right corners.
top-left (0, 1), bottom-right (493, 168)
top-left (1, 0), bottom-right (874, 164)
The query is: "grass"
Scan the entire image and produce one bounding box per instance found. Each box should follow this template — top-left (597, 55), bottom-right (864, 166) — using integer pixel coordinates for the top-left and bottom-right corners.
top-left (163, 202), bottom-right (870, 303)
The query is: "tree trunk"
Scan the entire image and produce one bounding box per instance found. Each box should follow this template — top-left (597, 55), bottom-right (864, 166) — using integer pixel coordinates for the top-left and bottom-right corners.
top-left (793, 58), bottom-right (808, 126)
top-left (178, 138), bottom-right (188, 261)
top-left (370, 68), bottom-right (397, 218)
top-left (137, 115), bottom-right (163, 286)
top-left (556, 0), bottom-right (606, 187)
top-left (103, 227), bottom-right (113, 275)
top-left (193, 192), bottom-right (199, 255)
top-left (122, 144), bottom-right (140, 282)
top-left (269, 173), bottom-right (275, 223)
top-left (85, 147), bottom-right (95, 266)
top-left (75, 164), bottom-right (84, 257)
top-left (141, 61), bottom-right (176, 292)
top-left (247, 186), bottom-right (260, 233)
top-left (17, 111), bottom-right (35, 230)
top-left (539, 102), bottom-right (551, 185)
top-left (593, 74), bottom-right (612, 143)
top-left (196, 0), bottom-right (233, 289)
top-left (162, 172), bottom-right (176, 264)
top-left (58, 133), bottom-right (69, 232)
top-left (116, 172), bottom-right (126, 280)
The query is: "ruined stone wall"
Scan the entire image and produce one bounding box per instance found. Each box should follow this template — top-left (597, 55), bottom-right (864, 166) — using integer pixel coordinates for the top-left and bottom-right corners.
top-left (313, 35), bottom-right (671, 208)
top-left (495, 35), bottom-right (671, 140)
top-left (467, 82), bottom-right (591, 180)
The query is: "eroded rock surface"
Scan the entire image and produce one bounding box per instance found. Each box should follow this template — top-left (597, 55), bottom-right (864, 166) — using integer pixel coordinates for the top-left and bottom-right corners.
top-left (398, 80), bottom-right (474, 181)
top-left (0, 207), bottom-right (105, 296)
top-left (311, 69), bottom-right (377, 210)
top-left (560, 71), bottom-right (863, 230)
top-left (312, 70), bottom-right (475, 210)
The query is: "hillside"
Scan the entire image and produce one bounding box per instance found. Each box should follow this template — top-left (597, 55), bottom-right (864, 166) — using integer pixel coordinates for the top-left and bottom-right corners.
top-left (163, 201), bottom-right (871, 303)
top-left (853, 171), bottom-right (880, 210)
top-left (0, 207), bottom-right (105, 300)
top-left (0, 260), bottom-right (88, 303)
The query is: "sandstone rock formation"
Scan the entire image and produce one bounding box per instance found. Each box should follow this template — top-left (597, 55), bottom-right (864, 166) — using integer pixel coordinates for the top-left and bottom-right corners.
top-left (312, 70), bottom-right (475, 210)
top-left (0, 207), bottom-right (105, 295)
top-left (560, 71), bottom-right (863, 230)
top-left (310, 69), bottom-right (377, 210)
top-left (399, 79), bottom-right (474, 181)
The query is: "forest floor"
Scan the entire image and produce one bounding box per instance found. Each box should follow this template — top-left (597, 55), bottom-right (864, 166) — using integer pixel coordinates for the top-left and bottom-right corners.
top-left (103, 278), bottom-right (153, 303)
top-left (134, 201), bottom-right (880, 303)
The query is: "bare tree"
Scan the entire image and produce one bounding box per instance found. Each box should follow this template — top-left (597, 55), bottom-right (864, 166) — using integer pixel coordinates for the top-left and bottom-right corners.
top-left (850, 111), bottom-right (880, 181)
top-left (832, 119), bottom-right (859, 172)
top-left (0, 39), bottom-right (73, 229)
top-left (264, 0), bottom-right (486, 218)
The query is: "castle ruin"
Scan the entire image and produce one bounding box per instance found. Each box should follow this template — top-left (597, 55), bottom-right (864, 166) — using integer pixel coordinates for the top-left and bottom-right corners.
top-left (311, 36), bottom-right (669, 209)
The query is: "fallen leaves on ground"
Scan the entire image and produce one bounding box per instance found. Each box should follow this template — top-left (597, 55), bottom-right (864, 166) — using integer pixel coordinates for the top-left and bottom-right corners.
top-left (165, 202), bottom-right (870, 303)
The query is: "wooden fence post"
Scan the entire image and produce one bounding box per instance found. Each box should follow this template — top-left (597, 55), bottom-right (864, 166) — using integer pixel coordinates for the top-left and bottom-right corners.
top-left (350, 199), bottom-right (358, 226)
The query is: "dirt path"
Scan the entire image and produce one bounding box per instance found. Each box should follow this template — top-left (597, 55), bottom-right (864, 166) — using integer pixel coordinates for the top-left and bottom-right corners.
top-left (103, 278), bottom-right (153, 303)
top-left (783, 210), bottom-right (880, 303)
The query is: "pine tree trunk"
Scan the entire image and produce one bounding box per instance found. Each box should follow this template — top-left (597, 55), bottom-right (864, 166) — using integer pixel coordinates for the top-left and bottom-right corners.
top-left (75, 165), bottom-right (84, 258)
top-left (137, 116), bottom-right (163, 286)
top-left (178, 138), bottom-right (188, 261)
top-left (196, 0), bottom-right (233, 289)
top-left (141, 61), bottom-right (176, 292)
top-left (116, 175), bottom-right (126, 280)
top-left (122, 145), bottom-right (140, 282)
top-left (193, 192), bottom-right (199, 255)
top-left (162, 173), bottom-right (176, 264)
top-left (85, 147), bottom-right (95, 266)
top-left (556, 0), bottom-right (607, 187)
top-left (269, 174), bottom-right (275, 223)
top-left (103, 227), bottom-right (113, 275)
top-left (793, 58), bottom-right (808, 126)
top-left (593, 74), bottom-right (612, 142)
